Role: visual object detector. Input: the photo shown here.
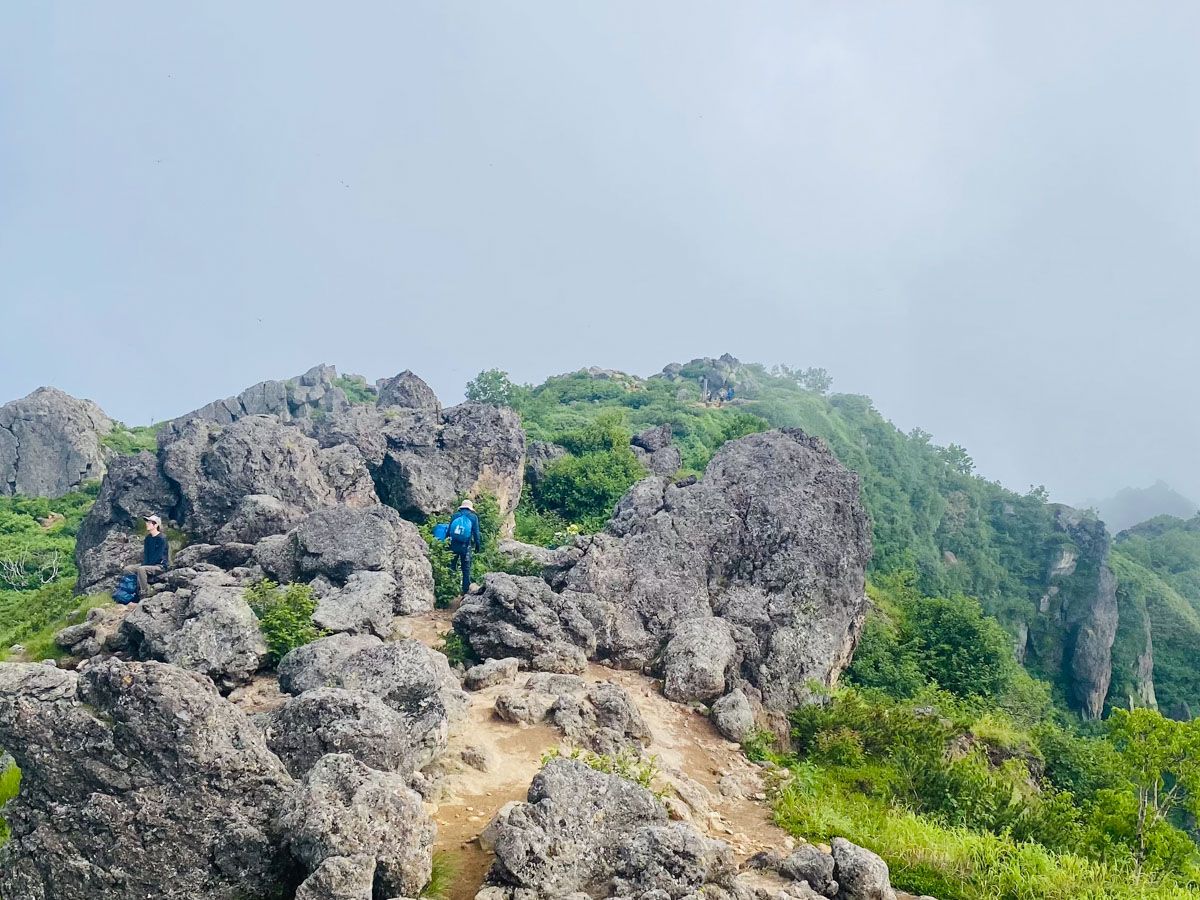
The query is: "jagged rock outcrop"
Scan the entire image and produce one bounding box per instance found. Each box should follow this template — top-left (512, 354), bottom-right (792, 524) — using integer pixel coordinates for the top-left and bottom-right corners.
top-left (525, 441), bottom-right (567, 490)
top-left (376, 370), bottom-right (441, 411)
top-left (458, 429), bottom-right (872, 713)
top-left (281, 753), bottom-right (435, 899)
top-left (631, 424), bottom-right (682, 477)
top-left (0, 659), bottom-right (298, 900)
top-left (119, 571), bottom-right (269, 692)
top-left (0, 387), bottom-right (113, 497)
top-left (162, 416), bottom-right (377, 541)
top-left (165, 363), bottom-right (351, 430)
top-left (477, 757), bottom-right (747, 900)
top-left (320, 399), bottom-right (526, 522)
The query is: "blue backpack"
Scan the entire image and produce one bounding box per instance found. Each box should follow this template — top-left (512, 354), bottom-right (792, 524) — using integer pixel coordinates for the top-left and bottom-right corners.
top-left (449, 511), bottom-right (474, 544)
top-left (112, 573), bottom-right (139, 605)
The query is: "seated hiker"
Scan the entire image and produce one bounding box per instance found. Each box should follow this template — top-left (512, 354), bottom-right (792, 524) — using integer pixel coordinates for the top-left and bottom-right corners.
top-left (122, 513), bottom-right (169, 598)
top-left (446, 499), bottom-right (482, 596)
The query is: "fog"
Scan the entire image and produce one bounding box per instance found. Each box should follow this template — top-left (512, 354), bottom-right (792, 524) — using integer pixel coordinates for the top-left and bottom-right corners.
top-left (3, 2), bottom-right (1199, 505)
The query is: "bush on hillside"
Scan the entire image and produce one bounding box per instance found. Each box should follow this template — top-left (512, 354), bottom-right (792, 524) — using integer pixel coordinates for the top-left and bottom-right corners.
top-left (245, 580), bottom-right (325, 665)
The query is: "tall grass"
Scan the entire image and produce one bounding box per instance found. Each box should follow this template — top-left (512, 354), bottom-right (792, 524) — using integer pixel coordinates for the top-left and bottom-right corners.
top-left (772, 764), bottom-right (1200, 900)
top-left (0, 758), bottom-right (20, 846)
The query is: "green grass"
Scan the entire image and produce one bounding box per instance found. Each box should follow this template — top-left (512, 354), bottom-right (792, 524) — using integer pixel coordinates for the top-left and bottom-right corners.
top-left (420, 851), bottom-right (460, 899)
top-left (0, 757), bottom-right (20, 846)
top-left (100, 423), bottom-right (159, 456)
top-left (0, 583), bottom-right (112, 661)
top-left (332, 375), bottom-right (376, 405)
top-left (436, 630), bottom-right (473, 668)
top-left (772, 763), bottom-right (1200, 900)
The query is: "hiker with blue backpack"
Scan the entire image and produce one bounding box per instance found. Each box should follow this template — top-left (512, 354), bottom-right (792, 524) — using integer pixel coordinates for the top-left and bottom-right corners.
top-left (117, 513), bottom-right (169, 602)
top-left (446, 499), bottom-right (482, 596)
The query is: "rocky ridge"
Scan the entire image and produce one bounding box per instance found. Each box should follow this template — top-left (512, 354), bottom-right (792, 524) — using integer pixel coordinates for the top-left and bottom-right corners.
top-left (0, 386), bottom-right (113, 497)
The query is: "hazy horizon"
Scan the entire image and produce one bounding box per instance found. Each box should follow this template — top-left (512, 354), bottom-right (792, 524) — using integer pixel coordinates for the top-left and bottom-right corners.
top-left (4, 3), bottom-right (1200, 507)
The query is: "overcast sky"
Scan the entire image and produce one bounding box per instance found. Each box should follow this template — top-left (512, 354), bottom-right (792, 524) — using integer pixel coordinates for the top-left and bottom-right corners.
top-left (3, 3), bottom-right (1199, 506)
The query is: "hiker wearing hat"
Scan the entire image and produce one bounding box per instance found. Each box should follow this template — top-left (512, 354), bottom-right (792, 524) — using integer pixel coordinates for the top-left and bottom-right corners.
top-left (446, 500), bottom-right (482, 596)
top-left (122, 514), bottom-right (170, 599)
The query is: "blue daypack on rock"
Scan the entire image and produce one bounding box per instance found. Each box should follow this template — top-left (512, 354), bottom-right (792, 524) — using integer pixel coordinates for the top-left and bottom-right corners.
top-left (112, 573), bottom-right (139, 605)
top-left (449, 511), bottom-right (474, 544)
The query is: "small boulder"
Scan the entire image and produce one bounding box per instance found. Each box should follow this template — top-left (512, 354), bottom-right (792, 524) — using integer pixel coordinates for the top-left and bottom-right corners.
top-left (376, 370), bottom-right (441, 411)
top-left (711, 689), bottom-right (755, 742)
top-left (121, 579), bottom-right (269, 692)
top-left (294, 854), bottom-right (376, 900)
top-left (465, 657), bottom-right (521, 690)
top-left (781, 844), bottom-right (837, 897)
top-left (548, 682), bottom-right (650, 754)
top-left (662, 617), bottom-right (738, 703)
top-left (830, 838), bottom-right (895, 900)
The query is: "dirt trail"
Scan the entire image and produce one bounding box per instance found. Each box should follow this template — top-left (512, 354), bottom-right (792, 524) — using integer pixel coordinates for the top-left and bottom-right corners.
top-left (404, 608), bottom-right (793, 900)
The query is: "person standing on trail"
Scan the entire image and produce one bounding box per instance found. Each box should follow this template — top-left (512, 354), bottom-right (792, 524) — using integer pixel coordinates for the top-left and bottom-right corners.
top-left (447, 499), bottom-right (482, 596)
top-left (123, 514), bottom-right (169, 598)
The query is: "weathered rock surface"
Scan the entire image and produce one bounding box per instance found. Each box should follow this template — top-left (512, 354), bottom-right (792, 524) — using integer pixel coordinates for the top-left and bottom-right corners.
top-left (0, 659), bottom-right (297, 900)
top-left (166, 363), bottom-right (350, 430)
top-left (459, 430), bottom-right (872, 712)
top-left (264, 686), bottom-right (446, 778)
top-left (321, 400), bottom-right (526, 522)
top-left (831, 837), bottom-right (896, 900)
top-left (780, 844), bottom-right (837, 897)
top-left (631, 424), bottom-right (682, 477)
top-left (284, 504), bottom-right (435, 614)
top-left (711, 688), bottom-right (756, 742)
top-left (662, 617), bottom-right (739, 702)
top-left (0, 387), bottom-right (113, 498)
top-left (453, 572), bottom-right (608, 670)
top-left (464, 657), bottom-right (521, 690)
top-left (525, 440), bottom-right (567, 490)
top-left (120, 575), bottom-right (269, 691)
top-left (215, 493), bottom-right (308, 544)
top-left (281, 753), bottom-right (435, 899)
top-left (312, 570), bottom-right (401, 636)
top-left (548, 682), bottom-right (651, 753)
top-left (376, 370), bottom-right (441, 411)
top-left (277, 632), bottom-right (384, 695)
top-left (294, 854), bottom-right (376, 900)
top-left (479, 757), bottom-right (748, 900)
top-left (161, 416), bottom-right (377, 541)
top-left (54, 603), bottom-right (130, 658)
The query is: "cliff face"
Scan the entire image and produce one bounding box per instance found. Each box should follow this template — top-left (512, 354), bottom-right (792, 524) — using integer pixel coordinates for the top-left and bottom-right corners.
top-left (1024, 505), bottom-right (1121, 720)
top-left (0, 387), bottom-right (113, 497)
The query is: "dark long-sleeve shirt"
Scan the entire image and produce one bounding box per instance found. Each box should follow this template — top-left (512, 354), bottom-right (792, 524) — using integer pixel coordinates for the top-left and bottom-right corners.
top-left (143, 534), bottom-right (169, 567)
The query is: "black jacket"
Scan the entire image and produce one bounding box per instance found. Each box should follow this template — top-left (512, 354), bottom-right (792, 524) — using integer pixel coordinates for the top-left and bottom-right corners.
top-left (143, 534), bottom-right (169, 567)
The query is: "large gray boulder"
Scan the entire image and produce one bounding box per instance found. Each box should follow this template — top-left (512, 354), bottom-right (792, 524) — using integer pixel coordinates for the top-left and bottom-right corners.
top-left (481, 757), bottom-right (669, 897)
top-left (479, 758), bottom-right (747, 900)
top-left (214, 493), bottom-right (308, 544)
top-left (278, 632), bottom-right (383, 695)
top-left (0, 387), bottom-right (113, 498)
top-left (630, 424), bottom-right (682, 477)
top-left (281, 753), bottom-right (435, 899)
top-left (464, 429), bottom-right (873, 711)
top-left (453, 572), bottom-right (610, 669)
top-left (161, 416), bottom-right (377, 541)
top-left (312, 570), bottom-right (400, 637)
top-left (548, 682), bottom-right (651, 754)
top-left (320, 399), bottom-right (526, 522)
top-left (165, 363), bottom-right (349, 430)
top-left (120, 574), bottom-right (269, 692)
top-left (264, 686), bottom-right (447, 778)
top-left (294, 855), bottom-right (376, 900)
top-left (0, 659), bottom-right (296, 900)
top-left (283, 504), bottom-right (435, 614)
top-left (780, 844), bottom-right (837, 896)
top-left (711, 688), bottom-right (756, 742)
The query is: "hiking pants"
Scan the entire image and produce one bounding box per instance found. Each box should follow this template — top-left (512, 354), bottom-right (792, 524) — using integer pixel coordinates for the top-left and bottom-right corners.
top-left (122, 564), bottom-right (164, 599)
top-left (450, 545), bottom-right (473, 594)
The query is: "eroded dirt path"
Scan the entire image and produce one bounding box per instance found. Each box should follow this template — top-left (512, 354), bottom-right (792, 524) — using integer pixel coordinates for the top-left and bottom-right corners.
top-left (404, 607), bottom-right (793, 900)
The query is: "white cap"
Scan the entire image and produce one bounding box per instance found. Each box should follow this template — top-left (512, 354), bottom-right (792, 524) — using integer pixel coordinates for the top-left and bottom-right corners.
top-left (142, 514), bottom-right (162, 526)
top-left (459, 500), bottom-right (474, 511)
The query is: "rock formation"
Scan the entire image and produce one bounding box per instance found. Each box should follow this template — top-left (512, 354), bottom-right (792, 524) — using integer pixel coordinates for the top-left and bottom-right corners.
top-left (457, 428), bottom-right (872, 714)
top-left (0, 386), bottom-right (113, 497)
top-left (0, 659), bottom-right (298, 900)
top-left (165, 363), bottom-right (353, 431)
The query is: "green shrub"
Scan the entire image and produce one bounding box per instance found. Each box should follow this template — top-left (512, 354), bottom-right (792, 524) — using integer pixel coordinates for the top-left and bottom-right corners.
top-left (437, 630), bottom-right (472, 668)
top-left (535, 448), bottom-right (645, 532)
top-left (332, 375), bottom-right (376, 405)
top-left (245, 580), bottom-right (325, 665)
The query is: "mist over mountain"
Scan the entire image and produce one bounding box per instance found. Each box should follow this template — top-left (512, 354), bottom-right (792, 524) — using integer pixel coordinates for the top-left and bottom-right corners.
top-left (1084, 481), bottom-right (1200, 535)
